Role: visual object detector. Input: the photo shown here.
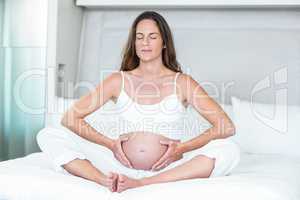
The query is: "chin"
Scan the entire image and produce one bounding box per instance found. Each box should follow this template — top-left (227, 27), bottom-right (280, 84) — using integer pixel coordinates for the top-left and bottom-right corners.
top-left (137, 54), bottom-right (161, 63)
top-left (139, 57), bottom-right (155, 62)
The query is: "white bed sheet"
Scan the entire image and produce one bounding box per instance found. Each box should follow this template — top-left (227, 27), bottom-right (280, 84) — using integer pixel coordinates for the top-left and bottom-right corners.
top-left (0, 152), bottom-right (299, 200)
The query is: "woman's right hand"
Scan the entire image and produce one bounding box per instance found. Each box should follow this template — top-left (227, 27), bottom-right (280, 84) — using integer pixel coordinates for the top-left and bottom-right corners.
top-left (109, 135), bottom-right (133, 168)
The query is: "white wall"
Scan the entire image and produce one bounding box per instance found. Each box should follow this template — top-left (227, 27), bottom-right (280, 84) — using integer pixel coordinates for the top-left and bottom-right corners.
top-left (56, 0), bottom-right (83, 97)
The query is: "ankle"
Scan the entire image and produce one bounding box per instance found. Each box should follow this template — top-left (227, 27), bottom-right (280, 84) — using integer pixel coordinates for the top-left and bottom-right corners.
top-left (139, 177), bottom-right (150, 187)
top-left (95, 174), bottom-right (107, 186)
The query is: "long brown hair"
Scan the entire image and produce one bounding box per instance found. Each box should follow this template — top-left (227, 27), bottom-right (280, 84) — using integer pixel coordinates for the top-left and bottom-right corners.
top-left (120, 11), bottom-right (182, 73)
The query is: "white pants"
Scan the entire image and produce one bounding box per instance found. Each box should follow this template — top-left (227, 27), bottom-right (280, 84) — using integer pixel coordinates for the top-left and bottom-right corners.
top-left (36, 127), bottom-right (240, 179)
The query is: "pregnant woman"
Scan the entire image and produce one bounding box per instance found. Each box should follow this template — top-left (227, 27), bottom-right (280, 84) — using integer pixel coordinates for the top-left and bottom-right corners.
top-left (37, 11), bottom-right (240, 193)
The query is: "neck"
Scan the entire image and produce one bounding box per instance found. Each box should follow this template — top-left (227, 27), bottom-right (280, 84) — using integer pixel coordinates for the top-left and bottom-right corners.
top-left (138, 58), bottom-right (166, 79)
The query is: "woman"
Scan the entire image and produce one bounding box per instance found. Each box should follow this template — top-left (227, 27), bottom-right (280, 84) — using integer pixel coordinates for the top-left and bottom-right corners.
top-left (37, 11), bottom-right (240, 193)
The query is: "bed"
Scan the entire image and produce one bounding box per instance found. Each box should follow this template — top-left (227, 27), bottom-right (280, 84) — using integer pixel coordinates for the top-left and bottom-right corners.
top-left (1, 151), bottom-right (299, 200)
top-left (0, 97), bottom-right (300, 200)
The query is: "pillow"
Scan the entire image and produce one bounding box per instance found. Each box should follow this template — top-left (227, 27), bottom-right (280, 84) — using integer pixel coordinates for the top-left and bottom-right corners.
top-left (46, 98), bottom-right (77, 128)
top-left (231, 96), bottom-right (300, 157)
top-left (182, 104), bottom-right (234, 141)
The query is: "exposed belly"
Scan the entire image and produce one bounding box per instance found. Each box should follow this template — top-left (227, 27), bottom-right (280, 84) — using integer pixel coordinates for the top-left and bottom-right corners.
top-left (121, 131), bottom-right (171, 170)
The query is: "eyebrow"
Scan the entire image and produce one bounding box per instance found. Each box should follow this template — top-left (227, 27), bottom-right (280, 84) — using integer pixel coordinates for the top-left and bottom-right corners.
top-left (136, 32), bottom-right (159, 35)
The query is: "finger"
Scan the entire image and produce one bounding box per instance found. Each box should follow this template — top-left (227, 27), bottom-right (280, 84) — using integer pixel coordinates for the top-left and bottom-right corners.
top-left (159, 140), bottom-right (171, 145)
top-left (115, 153), bottom-right (129, 167)
top-left (120, 137), bottom-right (129, 142)
top-left (121, 154), bottom-right (132, 168)
top-left (156, 161), bottom-right (168, 171)
top-left (151, 158), bottom-right (165, 171)
top-left (117, 155), bottom-right (131, 168)
top-left (117, 144), bottom-right (132, 168)
top-left (151, 145), bottom-right (175, 170)
top-left (115, 154), bottom-right (123, 164)
top-left (120, 133), bottom-right (129, 137)
top-left (151, 151), bottom-right (170, 171)
top-left (155, 161), bottom-right (169, 171)
top-left (116, 151), bottom-right (130, 167)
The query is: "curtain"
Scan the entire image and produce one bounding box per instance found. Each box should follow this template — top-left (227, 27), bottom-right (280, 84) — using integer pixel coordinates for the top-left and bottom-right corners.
top-left (0, 0), bottom-right (47, 160)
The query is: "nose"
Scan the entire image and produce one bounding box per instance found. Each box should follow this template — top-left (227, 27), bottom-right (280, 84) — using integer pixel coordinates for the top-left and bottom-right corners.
top-left (142, 37), bottom-right (150, 45)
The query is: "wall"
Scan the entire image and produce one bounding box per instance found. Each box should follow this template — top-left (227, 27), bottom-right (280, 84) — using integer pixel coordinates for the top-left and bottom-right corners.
top-left (56, 0), bottom-right (83, 98)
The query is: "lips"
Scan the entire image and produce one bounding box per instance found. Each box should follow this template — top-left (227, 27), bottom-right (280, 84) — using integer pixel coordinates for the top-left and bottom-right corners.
top-left (141, 49), bottom-right (152, 52)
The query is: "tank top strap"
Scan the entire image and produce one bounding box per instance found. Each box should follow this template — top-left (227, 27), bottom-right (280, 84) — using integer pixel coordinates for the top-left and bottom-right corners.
top-left (120, 71), bottom-right (125, 90)
top-left (174, 72), bottom-right (180, 94)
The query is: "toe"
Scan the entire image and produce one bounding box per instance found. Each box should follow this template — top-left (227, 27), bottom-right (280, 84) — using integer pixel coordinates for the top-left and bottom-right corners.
top-left (107, 172), bottom-right (114, 179)
top-left (117, 186), bottom-right (125, 193)
top-left (118, 174), bottom-right (126, 183)
top-left (116, 186), bottom-right (122, 193)
top-left (106, 172), bottom-right (118, 192)
top-left (112, 174), bottom-right (118, 192)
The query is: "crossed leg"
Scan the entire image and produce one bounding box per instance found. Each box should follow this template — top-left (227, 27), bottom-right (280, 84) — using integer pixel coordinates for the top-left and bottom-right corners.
top-left (116, 154), bottom-right (215, 193)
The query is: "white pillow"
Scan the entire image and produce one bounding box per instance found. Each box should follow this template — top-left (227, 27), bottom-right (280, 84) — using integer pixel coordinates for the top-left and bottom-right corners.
top-left (231, 96), bottom-right (300, 157)
top-left (182, 104), bottom-right (234, 141)
top-left (46, 98), bottom-right (77, 128)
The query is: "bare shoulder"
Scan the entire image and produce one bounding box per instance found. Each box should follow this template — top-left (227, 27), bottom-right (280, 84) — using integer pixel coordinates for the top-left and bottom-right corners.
top-left (177, 73), bottom-right (190, 81)
top-left (105, 71), bottom-right (122, 84)
top-left (177, 73), bottom-right (202, 88)
top-left (177, 73), bottom-right (201, 89)
top-left (177, 73), bottom-right (207, 101)
top-left (98, 71), bottom-right (122, 98)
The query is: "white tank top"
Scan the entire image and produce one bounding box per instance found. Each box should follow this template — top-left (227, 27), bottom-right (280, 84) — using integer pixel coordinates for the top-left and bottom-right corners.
top-left (114, 71), bottom-right (187, 140)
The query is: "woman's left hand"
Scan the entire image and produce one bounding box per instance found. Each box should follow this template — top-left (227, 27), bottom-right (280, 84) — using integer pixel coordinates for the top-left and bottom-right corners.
top-left (151, 139), bottom-right (183, 171)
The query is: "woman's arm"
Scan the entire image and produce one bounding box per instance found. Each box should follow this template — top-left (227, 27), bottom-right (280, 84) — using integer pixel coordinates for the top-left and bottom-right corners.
top-left (61, 72), bottom-right (120, 150)
top-left (177, 74), bottom-right (236, 155)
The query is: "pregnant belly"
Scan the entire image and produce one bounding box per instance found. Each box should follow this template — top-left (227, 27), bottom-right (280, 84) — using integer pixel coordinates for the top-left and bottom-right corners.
top-left (121, 131), bottom-right (170, 170)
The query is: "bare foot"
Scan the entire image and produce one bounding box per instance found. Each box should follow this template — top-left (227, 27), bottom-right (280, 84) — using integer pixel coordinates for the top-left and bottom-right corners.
top-left (116, 174), bottom-right (142, 193)
top-left (105, 172), bottom-right (118, 192)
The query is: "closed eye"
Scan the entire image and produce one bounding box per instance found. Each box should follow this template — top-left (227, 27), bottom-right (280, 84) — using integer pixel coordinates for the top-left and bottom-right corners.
top-left (136, 33), bottom-right (159, 40)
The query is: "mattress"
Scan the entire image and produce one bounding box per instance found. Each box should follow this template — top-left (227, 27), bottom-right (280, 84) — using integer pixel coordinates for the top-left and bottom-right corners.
top-left (0, 152), bottom-right (299, 200)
